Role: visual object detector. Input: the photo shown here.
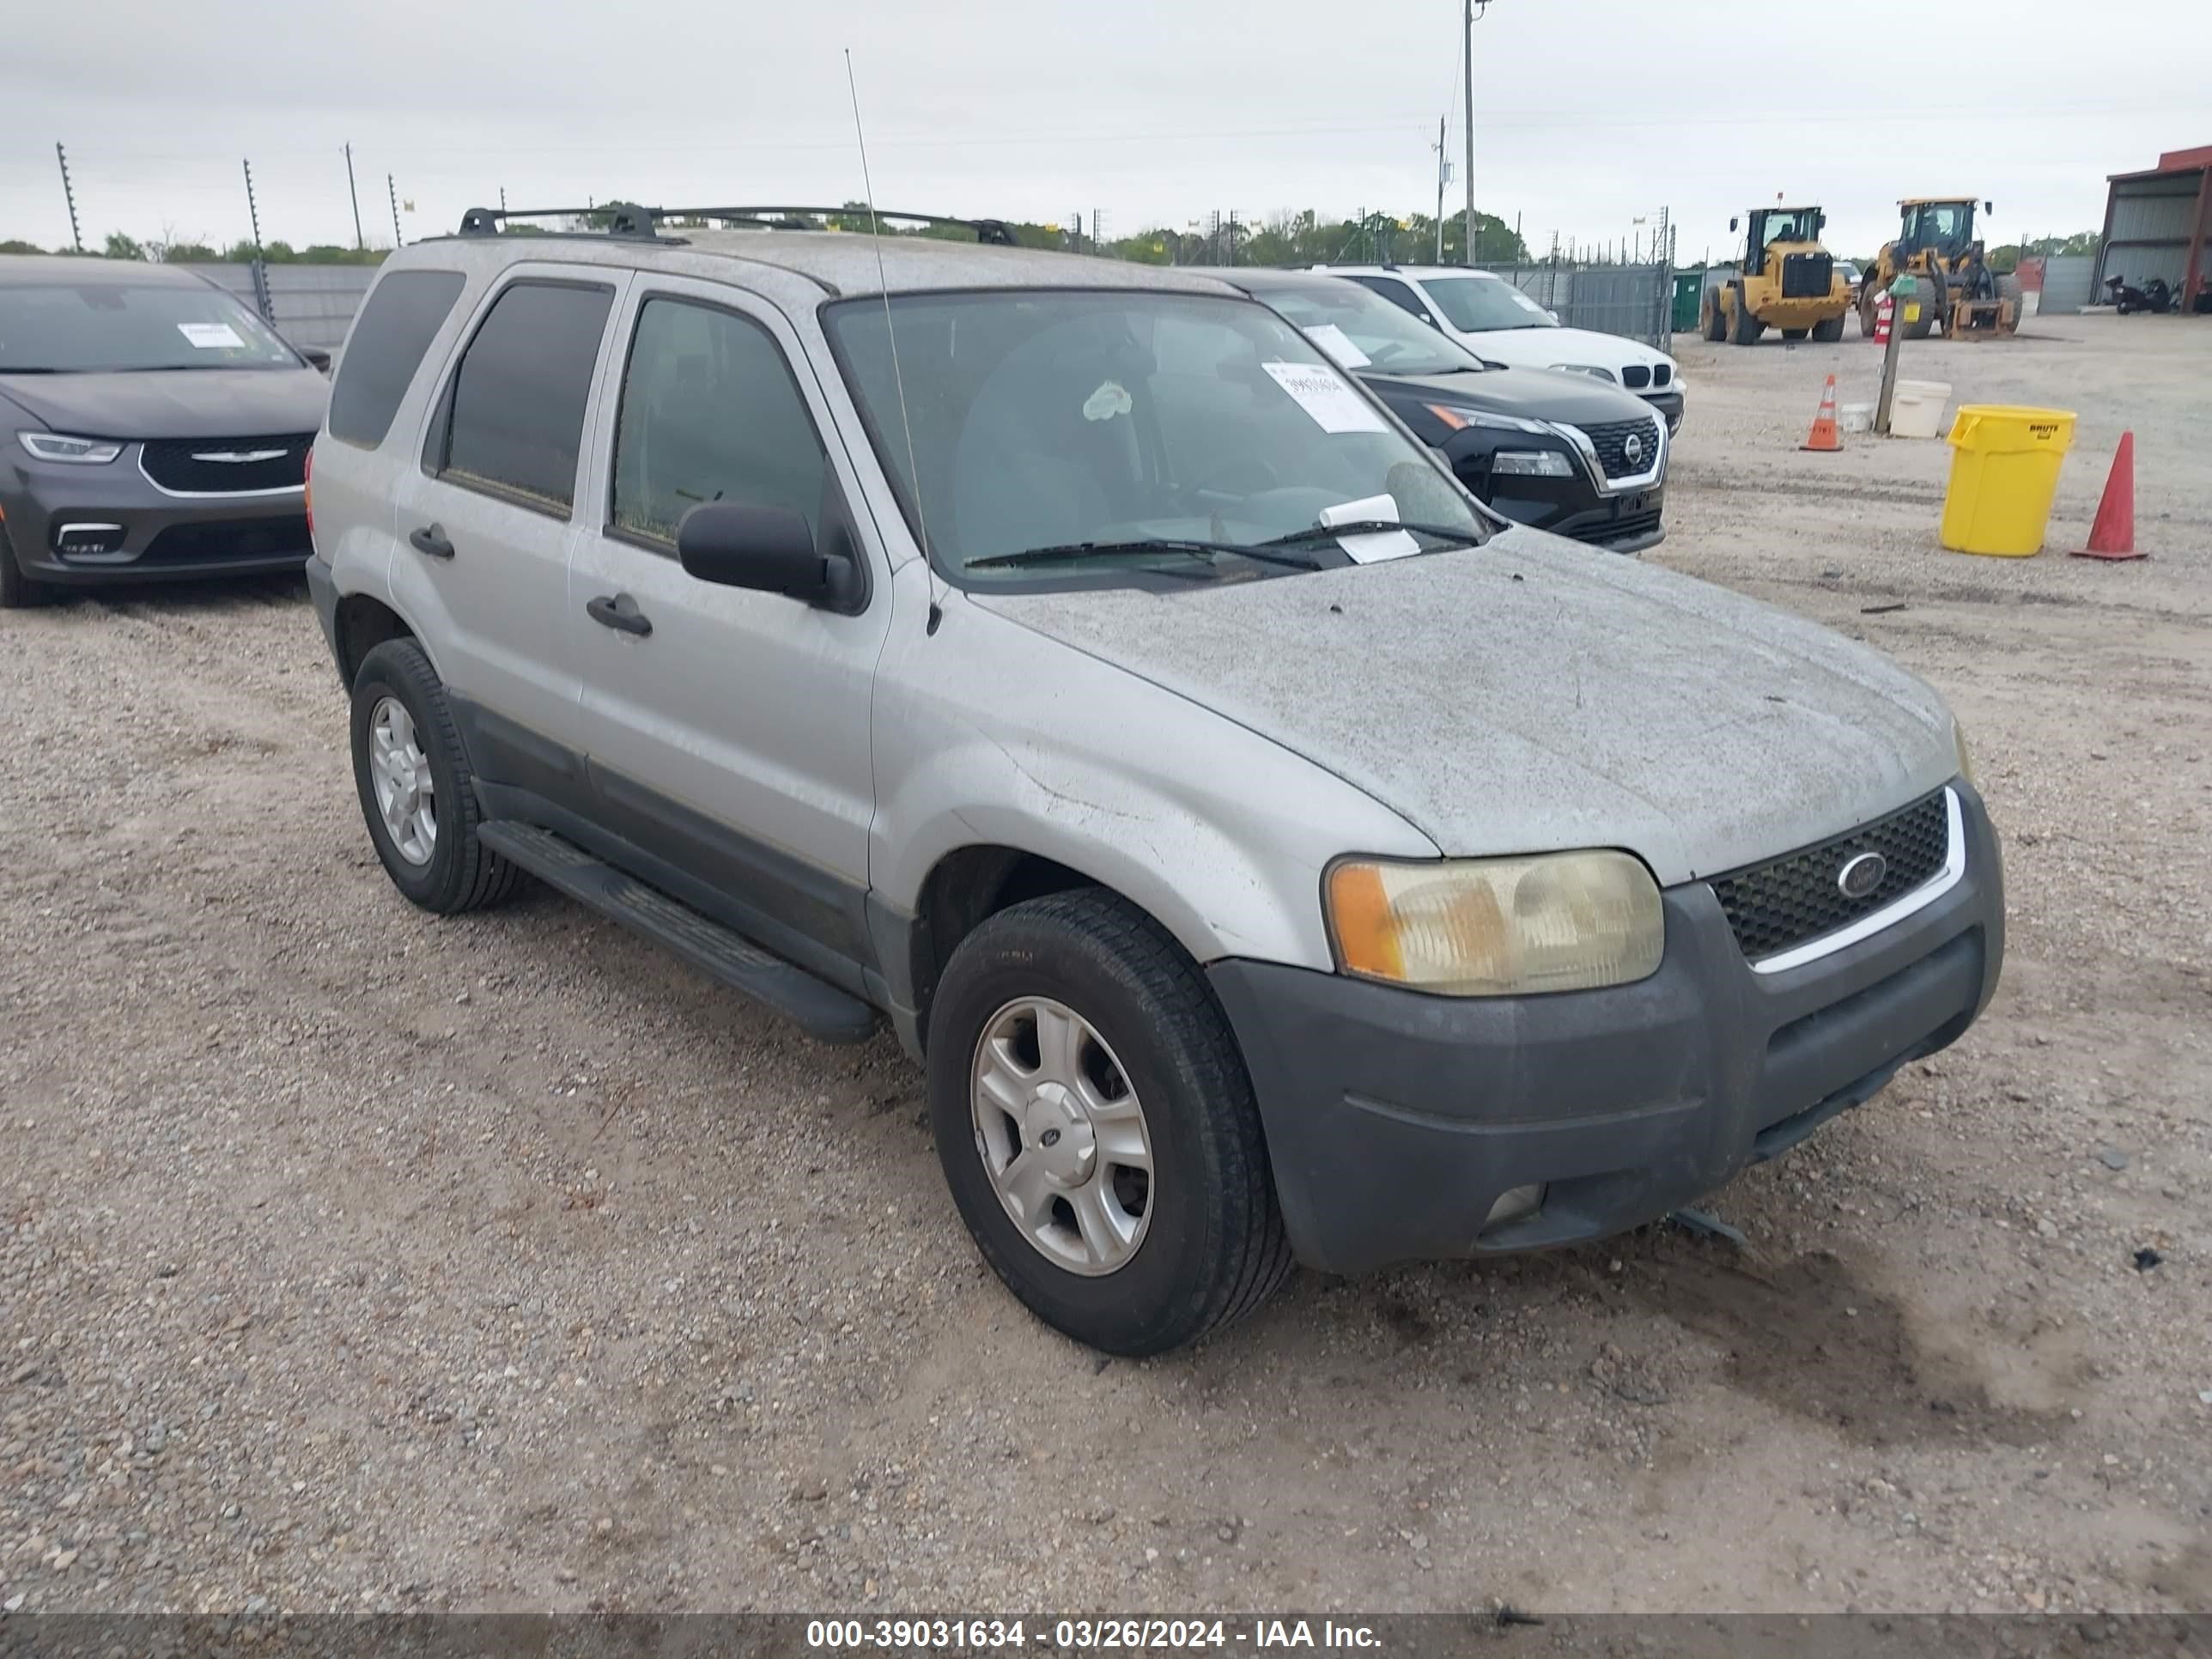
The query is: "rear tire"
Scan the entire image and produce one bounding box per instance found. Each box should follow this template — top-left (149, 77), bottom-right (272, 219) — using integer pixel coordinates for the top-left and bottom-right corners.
top-left (1996, 272), bottom-right (2026, 331)
top-left (927, 889), bottom-right (1292, 1355)
top-left (1781, 327), bottom-right (1809, 341)
top-left (1702, 289), bottom-right (1727, 342)
top-left (349, 638), bottom-right (520, 915)
top-left (1729, 281), bottom-right (1763, 344)
top-left (1810, 313), bottom-right (1846, 343)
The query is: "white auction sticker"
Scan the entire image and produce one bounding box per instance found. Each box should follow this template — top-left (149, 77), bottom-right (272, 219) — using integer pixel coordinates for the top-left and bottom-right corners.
top-left (1303, 324), bottom-right (1371, 368)
top-left (1261, 361), bottom-right (1387, 434)
top-left (177, 322), bottom-right (245, 349)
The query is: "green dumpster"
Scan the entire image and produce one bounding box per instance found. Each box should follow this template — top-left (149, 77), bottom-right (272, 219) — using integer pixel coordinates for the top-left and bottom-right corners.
top-left (1671, 270), bottom-right (1705, 334)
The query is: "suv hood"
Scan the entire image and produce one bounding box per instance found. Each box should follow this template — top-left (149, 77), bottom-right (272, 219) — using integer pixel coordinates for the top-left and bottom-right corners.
top-left (1449, 324), bottom-right (1674, 377)
top-left (1364, 363), bottom-right (1656, 427)
top-left (0, 368), bottom-right (328, 441)
top-left (974, 529), bottom-right (1957, 885)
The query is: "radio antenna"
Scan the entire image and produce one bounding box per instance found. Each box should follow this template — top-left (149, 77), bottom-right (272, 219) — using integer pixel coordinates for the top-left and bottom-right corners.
top-left (845, 49), bottom-right (944, 635)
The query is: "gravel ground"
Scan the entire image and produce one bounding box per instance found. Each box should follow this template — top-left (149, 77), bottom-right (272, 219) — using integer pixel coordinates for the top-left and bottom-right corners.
top-left (2, 311), bottom-right (2207, 1620)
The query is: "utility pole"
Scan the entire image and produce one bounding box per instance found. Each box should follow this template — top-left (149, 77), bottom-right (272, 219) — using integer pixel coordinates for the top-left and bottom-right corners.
top-left (343, 143), bottom-right (365, 252)
top-left (1462, 0), bottom-right (1493, 264)
top-left (388, 173), bottom-right (403, 248)
top-left (55, 143), bottom-right (83, 253)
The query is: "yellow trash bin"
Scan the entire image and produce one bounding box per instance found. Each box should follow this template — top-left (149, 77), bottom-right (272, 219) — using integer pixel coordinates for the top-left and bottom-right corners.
top-left (1939, 404), bottom-right (2075, 556)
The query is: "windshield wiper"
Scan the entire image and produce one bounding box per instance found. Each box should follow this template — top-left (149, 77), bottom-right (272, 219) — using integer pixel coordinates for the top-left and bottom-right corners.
top-left (967, 537), bottom-right (1328, 573)
top-left (1258, 520), bottom-right (1485, 551)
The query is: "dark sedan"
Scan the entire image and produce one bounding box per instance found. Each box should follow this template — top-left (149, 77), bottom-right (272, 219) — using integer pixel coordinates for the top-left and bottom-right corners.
top-left (0, 256), bottom-right (330, 605)
top-left (1225, 268), bottom-right (1668, 553)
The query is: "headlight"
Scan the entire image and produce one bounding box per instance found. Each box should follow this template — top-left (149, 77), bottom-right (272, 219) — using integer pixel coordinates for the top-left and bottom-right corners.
top-left (1491, 449), bottom-right (1575, 477)
top-left (1422, 403), bottom-right (1549, 436)
top-left (1325, 851), bottom-right (1664, 996)
top-left (1954, 720), bottom-right (1975, 786)
top-left (19, 431), bottom-right (124, 465)
top-left (1549, 364), bottom-right (1618, 382)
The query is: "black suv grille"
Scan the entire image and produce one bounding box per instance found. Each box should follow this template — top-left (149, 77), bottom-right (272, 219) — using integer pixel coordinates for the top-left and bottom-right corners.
top-left (1576, 416), bottom-right (1661, 480)
top-left (1711, 790), bottom-right (1952, 962)
top-left (140, 434), bottom-right (313, 495)
top-left (1781, 252), bottom-right (1835, 300)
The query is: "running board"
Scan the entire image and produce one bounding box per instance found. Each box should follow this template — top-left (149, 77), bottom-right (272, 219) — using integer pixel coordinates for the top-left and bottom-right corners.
top-left (477, 821), bottom-right (880, 1044)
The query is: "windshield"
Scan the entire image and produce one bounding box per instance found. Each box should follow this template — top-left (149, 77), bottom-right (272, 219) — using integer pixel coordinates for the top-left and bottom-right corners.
top-left (1251, 281), bottom-right (1481, 377)
top-left (1754, 208), bottom-right (1822, 245)
top-left (0, 281), bottom-right (301, 374)
top-left (825, 290), bottom-right (1483, 585)
top-left (1418, 276), bottom-right (1557, 333)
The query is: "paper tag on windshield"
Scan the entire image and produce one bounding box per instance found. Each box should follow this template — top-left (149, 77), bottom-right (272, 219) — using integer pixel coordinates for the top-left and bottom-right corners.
top-left (1304, 324), bottom-right (1370, 368)
top-left (1319, 493), bottom-right (1420, 564)
top-left (1261, 361), bottom-right (1386, 434)
top-left (178, 322), bottom-right (244, 349)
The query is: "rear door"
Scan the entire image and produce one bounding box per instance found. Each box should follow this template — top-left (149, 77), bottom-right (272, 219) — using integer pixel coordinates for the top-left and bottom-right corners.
top-left (565, 278), bottom-right (890, 989)
top-left (389, 265), bottom-right (628, 804)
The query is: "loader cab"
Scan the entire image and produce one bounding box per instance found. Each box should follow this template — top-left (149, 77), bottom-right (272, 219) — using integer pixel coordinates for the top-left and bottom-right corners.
top-left (1898, 199), bottom-right (1992, 263)
top-left (1736, 206), bottom-right (1826, 276)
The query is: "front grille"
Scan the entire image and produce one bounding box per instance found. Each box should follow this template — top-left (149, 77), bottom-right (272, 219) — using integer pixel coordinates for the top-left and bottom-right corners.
top-left (1711, 790), bottom-right (1951, 962)
top-left (1781, 252), bottom-right (1835, 300)
top-left (140, 434), bottom-right (313, 495)
top-left (141, 515), bottom-right (312, 566)
top-left (1652, 363), bottom-right (1672, 387)
top-left (1575, 416), bottom-right (1662, 480)
top-left (1619, 364), bottom-right (1651, 389)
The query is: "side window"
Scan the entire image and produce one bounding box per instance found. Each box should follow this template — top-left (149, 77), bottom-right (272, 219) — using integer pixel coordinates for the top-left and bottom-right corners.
top-left (327, 270), bottom-right (465, 447)
top-left (609, 297), bottom-right (828, 548)
top-left (1350, 276), bottom-right (1431, 322)
top-left (434, 281), bottom-right (614, 515)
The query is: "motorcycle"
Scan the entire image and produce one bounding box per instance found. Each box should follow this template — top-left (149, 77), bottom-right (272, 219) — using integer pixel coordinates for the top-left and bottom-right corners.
top-left (2104, 274), bottom-right (2174, 315)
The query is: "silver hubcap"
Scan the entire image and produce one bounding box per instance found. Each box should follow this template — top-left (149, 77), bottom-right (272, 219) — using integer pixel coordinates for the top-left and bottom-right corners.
top-left (970, 996), bottom-right (1153, 1276)
top-left (368, 696), bottom-right (437, 866)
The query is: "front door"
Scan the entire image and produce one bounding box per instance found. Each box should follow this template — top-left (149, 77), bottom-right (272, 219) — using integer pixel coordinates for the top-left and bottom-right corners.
top-left (567, 280), bottom-right (890, 990)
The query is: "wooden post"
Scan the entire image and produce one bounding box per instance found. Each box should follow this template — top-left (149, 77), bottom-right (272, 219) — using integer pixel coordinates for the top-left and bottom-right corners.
top-left (1874, 274), bottom-right (1913, 435)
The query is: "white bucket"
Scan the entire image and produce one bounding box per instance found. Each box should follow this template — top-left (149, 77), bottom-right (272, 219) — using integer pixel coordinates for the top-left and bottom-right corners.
top-left (1889, 379), bottom-right (1952, 440)
top-left (1839, 402), bottom-right (1875, 434)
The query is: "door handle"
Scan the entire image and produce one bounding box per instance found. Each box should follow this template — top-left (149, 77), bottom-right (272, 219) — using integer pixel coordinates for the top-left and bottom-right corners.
top-left (586, 592), bottom-right (653, 637)
top-left (408, 524), bottom-right (454, 560)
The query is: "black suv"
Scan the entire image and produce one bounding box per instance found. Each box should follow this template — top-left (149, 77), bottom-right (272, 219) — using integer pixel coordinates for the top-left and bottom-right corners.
top-left (1227, 269), bottom-right (1668, 554)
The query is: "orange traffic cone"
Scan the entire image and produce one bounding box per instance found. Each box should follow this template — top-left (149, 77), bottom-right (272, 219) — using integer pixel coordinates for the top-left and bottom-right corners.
top-left (2071, 431), bottom-right (2142, 561)
top-left (1802, 374), bottom-right (1843, 452)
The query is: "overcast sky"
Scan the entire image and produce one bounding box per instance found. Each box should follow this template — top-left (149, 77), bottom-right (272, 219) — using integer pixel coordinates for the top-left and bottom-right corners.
top-left (5, 0), bottom-right (2202, 263)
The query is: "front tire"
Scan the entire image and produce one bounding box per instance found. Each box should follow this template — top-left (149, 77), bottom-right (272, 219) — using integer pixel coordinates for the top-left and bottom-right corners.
top-left (1702, 290), bottom-right (1727, 342)
top-left (1729, 280), bottom-right (1763, 344)
top-left (349, 638), bottom-right (520, 915)
top-left (1781, 327), bottom-right (1809, 341)
top-left (927, 890), bottom-right (1291, 1354)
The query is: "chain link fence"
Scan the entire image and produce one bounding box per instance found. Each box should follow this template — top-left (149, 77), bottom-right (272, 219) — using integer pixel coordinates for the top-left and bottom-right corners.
top-left (1472, 260), bottom-right (1676, 349)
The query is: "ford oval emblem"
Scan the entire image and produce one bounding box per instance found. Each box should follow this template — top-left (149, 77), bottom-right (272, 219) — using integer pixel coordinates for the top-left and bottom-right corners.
top-left (1837, 851), bottom-right (1887, 900)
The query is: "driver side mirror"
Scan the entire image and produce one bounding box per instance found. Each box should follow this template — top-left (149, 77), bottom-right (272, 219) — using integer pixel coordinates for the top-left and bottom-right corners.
top-left (678, 501), bottom-right (859, 610)
top-left (1984, 200), bottom-right (1996, 216)
top-left (1729, 216), bottom-right (1740, 233)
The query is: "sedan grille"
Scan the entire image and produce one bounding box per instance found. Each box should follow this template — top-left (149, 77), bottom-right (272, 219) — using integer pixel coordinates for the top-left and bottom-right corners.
top-left (1576, 416), bottom-right (1662, 480)
top-left (1652, 363), bottom-right (1673, 387)
top-left (1619, 364), bottom-right (1651, 389)
top-left (1711, 790), bottom-right (1952, 962)
top-left (140, 434), bottom-right (313, 495)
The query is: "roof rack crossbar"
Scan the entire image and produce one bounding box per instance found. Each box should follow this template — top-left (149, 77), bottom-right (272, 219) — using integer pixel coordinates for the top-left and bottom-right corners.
top-left (457, 203), bottom-right (1019, 246)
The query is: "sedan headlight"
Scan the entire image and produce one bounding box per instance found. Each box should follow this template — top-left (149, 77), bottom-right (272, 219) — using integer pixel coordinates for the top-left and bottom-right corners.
top-left (1550, 364), bottom-right (1618, 383)
top-left (1491, 449), bottom-right (1575, 477)
top-left (19, 431), bottom-right (124, 465)
top-left (1325, 851), bottom-right (1664, 996)
top-left (1422, 403), bottom-right (1549, 436)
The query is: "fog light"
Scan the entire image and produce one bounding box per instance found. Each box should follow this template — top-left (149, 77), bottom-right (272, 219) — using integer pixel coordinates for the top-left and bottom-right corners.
top-left (1482, 1183), bottom-right (1546, 1231)
top-left (53, 522), bottom-right (125, 556)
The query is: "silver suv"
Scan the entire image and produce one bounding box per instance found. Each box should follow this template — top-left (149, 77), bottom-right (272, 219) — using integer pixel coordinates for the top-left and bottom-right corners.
top-left (306, 206), bottom-right (2003, 1354)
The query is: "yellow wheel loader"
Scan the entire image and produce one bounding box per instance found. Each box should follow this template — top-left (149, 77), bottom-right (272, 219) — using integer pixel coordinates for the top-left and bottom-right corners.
top-left (1700, 205), bottom-right (1852, 345)
top-left (1860, 198), bottom-right (2026, 339)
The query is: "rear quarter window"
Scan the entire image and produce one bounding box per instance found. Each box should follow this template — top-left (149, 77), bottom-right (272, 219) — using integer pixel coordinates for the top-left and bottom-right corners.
top-left (431, 280), bottom-right (615, 515)
top-left (326, 270), bottom-right (467, 447)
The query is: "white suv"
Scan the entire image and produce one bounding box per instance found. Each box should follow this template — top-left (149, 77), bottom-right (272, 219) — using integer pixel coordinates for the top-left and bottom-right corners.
top-left (1319, 264), bottom-right (1684, 430)
top-left (305, 206), bottom-right (1998, 1354)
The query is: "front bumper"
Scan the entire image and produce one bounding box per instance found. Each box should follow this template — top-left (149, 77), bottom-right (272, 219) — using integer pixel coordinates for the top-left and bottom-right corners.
top-left (1, 445), bottom-right (311, 586)
top-left (1208, 781), bottom-right (2003, 1276)
top-left (1638, 389), bottom-right (1686, 431)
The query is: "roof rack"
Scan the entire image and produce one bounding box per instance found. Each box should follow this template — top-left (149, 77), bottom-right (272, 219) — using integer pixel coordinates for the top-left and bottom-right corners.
top-left (455, 202), bottom-right (1021, 246)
